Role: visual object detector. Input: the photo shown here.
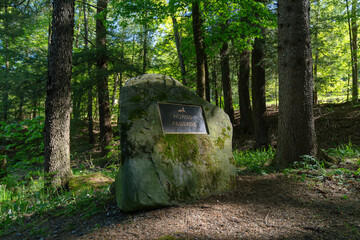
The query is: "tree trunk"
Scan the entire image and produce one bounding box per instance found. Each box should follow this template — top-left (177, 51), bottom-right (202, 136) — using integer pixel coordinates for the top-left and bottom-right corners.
top-left (351, 0), bottom-right (358, 102)
top-left (96, 0), bottom-right (113, 156)
top-left (2, 3), bottom-right (9, 121)
top-left (32, 100), bottom-right (37, 118)
top-left (238, 49), bottom-right (253, 134)
top-left (172, 16), bottom-right (187, 85)
top-left (18, 95), bottom-right (24, 121)
top-left (313, 1), bottom-right (320, 105)
top-left (274, 0), bottom-right (317, 169)
top-left (212, 58), bottom-right (219, 106)
top-left (220, 41), bottom-right (235, 124)
top-left (314, 48), bottom-right (319, 105)
top-left (112, 73), bottom-right (119, 107)
top-left (142, 10), bottom-right (148, 74)
top-left (346, 0), bottom-right (358, 103)
top-left (44, 0), bottom-right (75, 190)
top-left (205, 55), bottom-right (210, 101)
top-left (83, 1), bottom-right (95, 144)
top-left (118, 71), bottom-right (123, 126)
top-left (252, 30), bottom-right (269, 149)
top-left (192, 0), bottom-right (206, 100)
top-left (72, 80), bottom-right (81, 125)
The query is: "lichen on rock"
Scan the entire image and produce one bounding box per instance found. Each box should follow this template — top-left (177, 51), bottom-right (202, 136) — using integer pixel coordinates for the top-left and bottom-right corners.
top-left (115, 74), bottom-right (235, 212)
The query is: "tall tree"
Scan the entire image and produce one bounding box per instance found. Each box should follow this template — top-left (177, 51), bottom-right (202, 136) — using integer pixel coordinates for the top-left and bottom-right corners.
top-left (2, 3), bottom-right (9, 121)
top-left (142, 9), bottom-right (149, 74)
top-left (96, 0), bottom-right (113, 156)
top-left (273, 0), bottom-right (317, 168)
top-left (220, 20), bottom-right (235, 123)
top-left (252, 27), bottom-right (269, 149)
top-left (347, 0), bottom-right (358, 102)
top-left (172, 16), bottom-right (187, 85)
top-left (44, 0), bottom-right (75, 189)
top-left (238, 48), bottom-right (252, 133)
top-left (83, 0), bottom-right (95, 144)
top-left (192, 0), bottom-right (206, 100)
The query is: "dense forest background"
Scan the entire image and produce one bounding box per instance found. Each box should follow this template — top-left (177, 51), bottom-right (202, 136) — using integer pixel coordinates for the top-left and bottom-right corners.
top-left (0, 0), bottom-right (358, 125)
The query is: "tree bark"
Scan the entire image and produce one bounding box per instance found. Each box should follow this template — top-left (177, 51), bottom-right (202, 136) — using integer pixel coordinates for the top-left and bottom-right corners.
top-left (83, 0), bottom-right (95, 144)
top-left (172, 16), bottom-right (187, 85)
top-left (351, 0), bottom-right (358, 102)
top-left (18, 94), bottom-right (24, 121)
top-left (44, 0), bottom-right (75, 190)
top-left (252, 30), bottom-right (269, 149)
top-left (212, 58), bottom-right (219, 106)
top-left (112, 73), bottom-right (119, 107)
top-left (2, 3), bottom-right (10, 121)
top-left (238, 49), bottom-right (253, 134)
top-left (220, 41), bottom-right (235, 124)
top-left (192, 0), bottom-right (206, 100)
top-left (274, 0), bottom-right (317, 169)
top-left (142, 25), bottom-right (148, 74)
top-left (96, 0), bottom-right (113, 156)
top-left (205, 55), bottom-right (210, 101)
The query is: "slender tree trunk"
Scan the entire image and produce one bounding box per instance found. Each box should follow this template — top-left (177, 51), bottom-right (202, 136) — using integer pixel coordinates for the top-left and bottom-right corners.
top-left (112, 73), bottom-right (119, 107)
top-left (2, 3), bottom-right (9, 121)
top-left (205, 56), bottom-right (210, 101)
top-left (18, 95), bottom-right (24, 121)
top-left (192, 0), bottom-right (206, 100)
top-left (351, 0), bottom-right (358, 102)
top-left (347, 72), bottom-right (351, 102)
top-left (74, 10), bottom-right (82, 48)
top-left (44, 0), bottom-right (75, 190)
top-left (346, 0), bottom-right (358, 103)
top-left (274, 0), bottom-right (317, 169)
top-left (132, 35), bottom-right (135, 77)
top-left (32, 100), bottom-right (37, 118)
top-left (118, 71), bottom-right (123, 126)
top-left (212, 58), bottom-right (219, 106)
top-left (238, 49), bottom-right (253, 134)
top-left (313, 0), bottom-right (320, 105)
top-left (252, 30), bottom-right (269, 149)
top-left (220, 41), bottom-right (235, 124)
top-left (72, 80), bottom-right (81, 124)
top-left (172, 16), bottom-right (187, 85)
top-left (96, 0), bottom-right (113, 156)
top-left (142, 29), bottom-right (148, 74)
top-left (83, 1), bottom-right (95, 144)
top-left (314, 48), bottom-right (319, 105)
top-left (142, 11), bottom-right (148, 74)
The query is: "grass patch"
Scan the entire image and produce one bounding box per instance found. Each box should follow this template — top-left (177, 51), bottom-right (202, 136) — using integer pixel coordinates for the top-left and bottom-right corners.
top-left (233, 147), bottom-right (275, 175)
top-left (0, 168), bottom-right (115, 237)
top-left (326, 141), bottom-right (360, 160)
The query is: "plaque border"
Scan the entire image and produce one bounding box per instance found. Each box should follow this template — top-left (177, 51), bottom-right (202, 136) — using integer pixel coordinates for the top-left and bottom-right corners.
top-left (157, 102), bottom-right (209, 135)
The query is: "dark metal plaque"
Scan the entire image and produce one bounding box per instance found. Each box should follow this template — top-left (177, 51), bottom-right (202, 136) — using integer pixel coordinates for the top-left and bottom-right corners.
top-left (158, 102), bottom-right (208, 134)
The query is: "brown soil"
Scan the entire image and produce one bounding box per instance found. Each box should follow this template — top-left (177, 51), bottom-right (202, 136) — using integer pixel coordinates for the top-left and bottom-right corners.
top-left (3, 103), bottom-right (360, 240)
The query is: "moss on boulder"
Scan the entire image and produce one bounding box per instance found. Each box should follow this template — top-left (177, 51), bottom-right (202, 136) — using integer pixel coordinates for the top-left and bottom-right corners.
top-left (115, 74), bottom-right (235, 212)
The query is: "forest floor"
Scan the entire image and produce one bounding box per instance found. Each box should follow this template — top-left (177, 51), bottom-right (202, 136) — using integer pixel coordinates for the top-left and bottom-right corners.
top-left (3, 102), bottom-right (360, 240)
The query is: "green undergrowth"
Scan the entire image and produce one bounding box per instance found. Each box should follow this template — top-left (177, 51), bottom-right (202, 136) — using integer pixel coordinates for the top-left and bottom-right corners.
top-left (0, 167), bottom-right (117, 237)
top-left (0, 118), bottom-right (120, 238)
top-left (233, 143), bottom-right (360, 186)
top-left (233, 147), bottom-right (275, 175)
top-left (283, 143), bottom-right (360, 183)
top-left (327, 141), bottom-right (360, 160)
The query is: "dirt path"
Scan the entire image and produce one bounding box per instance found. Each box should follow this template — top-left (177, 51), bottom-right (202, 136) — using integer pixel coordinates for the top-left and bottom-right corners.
top-left (68, 174), bottom-right (360, 240)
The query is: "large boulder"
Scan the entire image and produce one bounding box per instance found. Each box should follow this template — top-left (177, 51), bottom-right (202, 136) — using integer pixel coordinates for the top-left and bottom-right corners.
top-left (115, 74), bottom-right (235, 212)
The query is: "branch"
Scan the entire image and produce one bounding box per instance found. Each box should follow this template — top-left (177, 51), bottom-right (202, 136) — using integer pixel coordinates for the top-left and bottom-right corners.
top-left (75, 0), bottom-right (97, 9)
top-left (80, 32), bottom-right (95, 47)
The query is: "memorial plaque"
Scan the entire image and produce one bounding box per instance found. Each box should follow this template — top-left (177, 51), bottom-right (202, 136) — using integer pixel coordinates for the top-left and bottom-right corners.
top-left (158, 102), bottom-right (208, 134)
